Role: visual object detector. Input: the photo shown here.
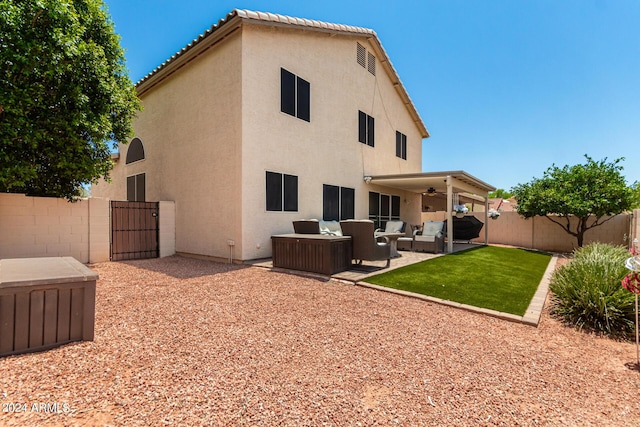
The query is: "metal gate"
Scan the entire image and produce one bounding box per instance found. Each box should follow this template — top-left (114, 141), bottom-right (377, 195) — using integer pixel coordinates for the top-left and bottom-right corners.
top-left (110, 201), bottom-right (159, 261)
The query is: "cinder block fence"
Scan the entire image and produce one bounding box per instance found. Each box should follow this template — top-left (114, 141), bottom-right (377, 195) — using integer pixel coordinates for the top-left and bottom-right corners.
top-left (0, 193), bottom-right (175, 263)
top-left (421, 210), bottom-right (638, 253)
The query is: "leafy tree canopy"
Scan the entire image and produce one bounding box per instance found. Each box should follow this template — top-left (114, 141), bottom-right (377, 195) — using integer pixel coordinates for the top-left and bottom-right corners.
top-left (511, 155), bottom-right (634, 247)
top-left (0, 0), bottom-right (140, 200)
top-left (631, 181), bottom-right (640, 209)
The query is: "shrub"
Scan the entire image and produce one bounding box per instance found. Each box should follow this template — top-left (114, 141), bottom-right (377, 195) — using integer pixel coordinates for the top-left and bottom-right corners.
top-left (550, 242), bottom-right (636, 337)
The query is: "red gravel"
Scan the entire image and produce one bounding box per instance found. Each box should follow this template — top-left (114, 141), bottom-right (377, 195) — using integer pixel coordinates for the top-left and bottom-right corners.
top-left (1, 255), bottom-right (639, 426)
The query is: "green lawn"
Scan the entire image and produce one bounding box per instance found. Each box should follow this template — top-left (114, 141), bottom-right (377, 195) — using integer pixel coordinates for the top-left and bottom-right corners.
top-left (364, 246), bottom-right (552, 316)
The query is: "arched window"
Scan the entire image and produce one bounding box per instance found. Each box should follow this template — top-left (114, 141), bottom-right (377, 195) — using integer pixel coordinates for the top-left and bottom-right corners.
top-left (125, 137), bottom-right (145, 164)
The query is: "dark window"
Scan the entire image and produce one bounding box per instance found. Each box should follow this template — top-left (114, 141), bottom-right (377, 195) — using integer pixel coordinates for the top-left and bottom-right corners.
top-left (127, 176), bottom-right (135, 202)
top-left (324, 185), bottom-right (355, 221)
top-left (380, 194), bottom-right (390, 218)
top-left (126, 173), bottom-right (145, 202)
top-left (297, 78), bottom-right (310, 122)
top-left (395, 131), bottom-right (407, 160)
top-left (281, 68), bottom-right (310, 122)
top-left (341, 187), bottom-right (355, 220)
top-left (358, 111), bottom-right (367, 144)
top-left (283, 174), bottom-right (298, 212)
top-left (391, 195), bottom-right (400, 218)
top-left (369, 191), bottom-right (379, 217)
top-left (280, 69), bottom-right (296, 117)
top-left (358, 111), bottom-right (374, 147)
top-left (266, 171), bottom-right (298, 212)
top-left (125, 137), bottom-right (145, 164)
top-left (323, 185), bottom-right (340, 221)
top-left (266, 172), bottom-right (282, 211)
top-left (368, 191), bottom-right (400, 229)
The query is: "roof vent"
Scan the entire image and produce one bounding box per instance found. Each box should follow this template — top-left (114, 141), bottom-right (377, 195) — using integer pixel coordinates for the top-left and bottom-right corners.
top-left (357, 43), bottom-right (366, 68)
top-left (367, 51), bottom-right (376, 75)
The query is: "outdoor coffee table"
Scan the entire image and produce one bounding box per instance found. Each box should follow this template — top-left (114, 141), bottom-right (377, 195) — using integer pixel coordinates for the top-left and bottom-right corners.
top-left (271, 234), bottom-right (352, 275)
top-left (375, 232), bottom-right (405, 258)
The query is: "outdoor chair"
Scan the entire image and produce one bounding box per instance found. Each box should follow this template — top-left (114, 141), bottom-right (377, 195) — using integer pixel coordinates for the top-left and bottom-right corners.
top-left (397, 224), bottom-right (419, 251)
top-left (339, 220), bottom-right (391, 267)
top-left (292, 219), bottom-right (320, 234)
top-left (413, 221), bottom-right (445, 253)
top-left (374, 220), bottom-right (405, 236)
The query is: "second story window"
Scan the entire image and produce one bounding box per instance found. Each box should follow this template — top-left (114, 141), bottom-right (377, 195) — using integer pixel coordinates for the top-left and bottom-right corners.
top-left (125, 137), bottom-right (145, 164)
top-left (281, 68), bottom-right (310, 122)
top-left (396, 131), bottom-right (407, 160)
top-left (358, 111), bottom-right (375, 147)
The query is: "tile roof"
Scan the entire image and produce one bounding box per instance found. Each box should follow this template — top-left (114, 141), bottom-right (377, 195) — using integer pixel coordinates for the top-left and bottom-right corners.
top-left (136, 9), bottom-right (429, 138)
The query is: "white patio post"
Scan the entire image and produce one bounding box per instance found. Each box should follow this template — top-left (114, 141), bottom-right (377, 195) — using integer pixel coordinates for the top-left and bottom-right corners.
top-left (446, 175), bottom-right (453, 254)
top-left (484, 195), bottom-right (489, 246)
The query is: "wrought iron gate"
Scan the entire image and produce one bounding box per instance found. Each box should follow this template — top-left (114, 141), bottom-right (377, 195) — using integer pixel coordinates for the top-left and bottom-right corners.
top-left (110, 201), bottom-right (159, 261)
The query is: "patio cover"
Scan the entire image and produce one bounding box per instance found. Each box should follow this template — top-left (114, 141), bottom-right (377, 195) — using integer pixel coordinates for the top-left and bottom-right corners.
top-left (364, 171), bottom-right (496, 253)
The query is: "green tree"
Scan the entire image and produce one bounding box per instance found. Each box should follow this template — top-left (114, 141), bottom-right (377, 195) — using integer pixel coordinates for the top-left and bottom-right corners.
top-left (488, 188), bottom-right (513, 199)
top-left (0, 0), bottom-right (140, 200)
top-left (512, 156), bottom-right (634, 247)
top-left (631, 181), bottom-right (640, 209)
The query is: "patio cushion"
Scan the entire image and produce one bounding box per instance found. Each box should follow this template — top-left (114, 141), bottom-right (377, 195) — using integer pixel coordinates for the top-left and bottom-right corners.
top-left (415, 235), bottom-right (436, 243)
top-left (319, 220), bottom-right (343, 236)
top-left (422, 221), bottom-right (444, 237)
top-left (384, 220), bottom-right (404, 233)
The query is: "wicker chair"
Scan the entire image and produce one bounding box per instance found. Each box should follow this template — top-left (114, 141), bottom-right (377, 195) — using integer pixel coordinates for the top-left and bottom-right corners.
top-left (374, 220), bottom-right (405, 235)
top-left (292, 219), bottom-right (320, 234)
top-left (413, 221), bottom-right (445, 253)
top-left (397, 224), bottom-right (420, 251)
top-left (339, 220), bottom-right (391, 267)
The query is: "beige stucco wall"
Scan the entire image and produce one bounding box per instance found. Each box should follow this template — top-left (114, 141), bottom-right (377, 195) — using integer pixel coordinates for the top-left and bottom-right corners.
top-left (93, 30), bottom-right (244, 260)
top-left (0, 193), bottom-right (110, 263)
top-left (93, 23), bottom-right (426, 261)
top-left (240, 24), bottom-right (424, 259)
top-left (421, 211), bottom-right (631, 253)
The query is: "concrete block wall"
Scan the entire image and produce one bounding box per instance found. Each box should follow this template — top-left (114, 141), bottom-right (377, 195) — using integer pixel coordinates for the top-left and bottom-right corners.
top-left (0, 194), bottom-right (110, 263)
top-left (421, 211), bottom-right (631, 253)
top-left (0, 194), bottom-right (176, 263)
top-left (526, 213), bottom-right (629, 252)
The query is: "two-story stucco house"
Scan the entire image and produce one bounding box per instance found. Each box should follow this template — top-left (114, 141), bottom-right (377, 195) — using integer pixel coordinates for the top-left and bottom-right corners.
top-left (93, 9), bottom-right (489, 261)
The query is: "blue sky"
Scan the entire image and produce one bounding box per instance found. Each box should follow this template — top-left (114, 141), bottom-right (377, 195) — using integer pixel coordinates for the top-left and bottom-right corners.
top-left (103, 0), bottom-right (640, 191)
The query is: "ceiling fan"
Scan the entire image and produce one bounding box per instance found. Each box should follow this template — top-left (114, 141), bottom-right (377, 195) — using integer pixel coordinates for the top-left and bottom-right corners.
top-left (423, 187), bottom-right (437, 197)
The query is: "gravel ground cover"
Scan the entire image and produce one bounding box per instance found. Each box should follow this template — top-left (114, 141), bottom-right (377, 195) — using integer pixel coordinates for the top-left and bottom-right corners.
top-left (1, 255), bottom-right (639, 426)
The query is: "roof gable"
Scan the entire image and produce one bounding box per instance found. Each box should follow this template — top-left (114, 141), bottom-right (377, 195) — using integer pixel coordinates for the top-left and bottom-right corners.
top-left (136, 9), bottom-right (429, 138)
